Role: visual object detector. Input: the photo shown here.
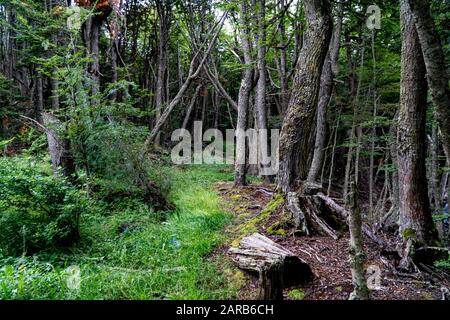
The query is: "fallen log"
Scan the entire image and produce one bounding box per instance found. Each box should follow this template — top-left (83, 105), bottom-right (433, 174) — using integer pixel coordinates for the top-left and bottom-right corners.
top-left (228, 233), bottom-right (313, 300)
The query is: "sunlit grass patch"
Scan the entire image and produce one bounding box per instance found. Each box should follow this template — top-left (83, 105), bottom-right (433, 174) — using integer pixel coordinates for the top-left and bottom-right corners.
top-left (0, 162), bottom-right (239, 299)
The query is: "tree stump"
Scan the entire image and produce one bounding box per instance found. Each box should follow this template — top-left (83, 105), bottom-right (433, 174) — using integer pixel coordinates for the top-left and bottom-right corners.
top-left (228, 233), bottom-right (313, 300)
top-left (287, 191), bottom-right (347, 239)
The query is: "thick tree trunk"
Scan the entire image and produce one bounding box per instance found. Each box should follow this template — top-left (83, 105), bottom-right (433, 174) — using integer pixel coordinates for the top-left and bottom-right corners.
top-left (406, 0), bottom-right (450, 164)
top-left (308, 3), bottom-right (343, 183)
top-left (398, 0), bottom-right (437, 247)
top-left (277, 0), bottom-right (333, 192)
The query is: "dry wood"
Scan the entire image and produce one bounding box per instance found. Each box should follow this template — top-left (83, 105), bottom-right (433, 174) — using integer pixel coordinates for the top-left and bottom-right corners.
top-left (229, 233), bottom-right (312, 300)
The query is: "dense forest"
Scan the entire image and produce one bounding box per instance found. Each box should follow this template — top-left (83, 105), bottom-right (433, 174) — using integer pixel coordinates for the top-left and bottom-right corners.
top-left (0, 0), bottom-right (449, 301)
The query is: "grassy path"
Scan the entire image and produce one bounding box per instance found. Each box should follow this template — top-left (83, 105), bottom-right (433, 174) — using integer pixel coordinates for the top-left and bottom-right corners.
top-left (0, 165), bottom-right (240, 299)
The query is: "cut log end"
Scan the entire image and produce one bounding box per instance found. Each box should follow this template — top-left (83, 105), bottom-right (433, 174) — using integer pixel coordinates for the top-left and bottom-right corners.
top-left (228, 233), bottom-right (313, 300)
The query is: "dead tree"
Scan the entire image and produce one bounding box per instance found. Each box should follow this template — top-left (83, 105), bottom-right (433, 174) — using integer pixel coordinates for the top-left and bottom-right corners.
top-left (286, 184), bottom-right (347, 239)
top-left (229, 233), bottom-right (312, 300)
top-left (144, 11), bottom-right (228, 148)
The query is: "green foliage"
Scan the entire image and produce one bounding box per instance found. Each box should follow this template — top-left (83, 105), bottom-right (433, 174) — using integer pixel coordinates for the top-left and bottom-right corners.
top-left (0, 164), bottom-right (238, 299)
top-left (0, 258), bottom-right (66, 299)
top-left (402, 228), bottom-right (416, 240)
top-left (434, 253), bottom-right (450, 270)
top-left (287, 289), bottom-right (305, 300)
top-left (231, 192), bottom-right (285, 247)
top-left (0, 158), bottom-right (86, 256)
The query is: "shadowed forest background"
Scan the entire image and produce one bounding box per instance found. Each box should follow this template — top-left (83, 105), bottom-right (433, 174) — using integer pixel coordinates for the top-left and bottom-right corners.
top-left (0, 0), bottom-right (449, 300)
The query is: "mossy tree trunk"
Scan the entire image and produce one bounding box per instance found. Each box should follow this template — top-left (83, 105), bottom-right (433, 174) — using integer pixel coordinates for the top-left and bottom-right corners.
top-left (398, 0), bottom-right (438, 248)
top-left (307, 1), bottom-right (343, 184)
top-left (277, 0), bottom-right (333, 193)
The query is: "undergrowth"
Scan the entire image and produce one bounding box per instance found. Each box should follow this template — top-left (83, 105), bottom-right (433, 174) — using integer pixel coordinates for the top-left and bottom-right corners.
top-left (0, 161), bottom-right (240, 299)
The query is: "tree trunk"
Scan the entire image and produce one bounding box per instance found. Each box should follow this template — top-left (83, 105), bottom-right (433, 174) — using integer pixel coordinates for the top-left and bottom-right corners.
top-left (430, 113), bottom-right (441, 214)
top-left (389, 112), bottom-right (400, 219)
top-left (398, 0), bottom-right (437, 247)
top-left (308, 2), bottom-right (343, 183)
top-left (348, 179), bottom-right (369, 300)
top-left (154, 1), bottom-right (171, 146)
top-left (42, 113), bottom-right (77, 181)
top-left (181, 85), bottom-right (202, 130)
top-left (406, 0), bottom-right (450, 164)
top-left (276, 0), bottom-right (289, 114)
top-left (277, 0), bottom-right (333, 192)
top-left (234, 1), bottom-right (253, 187)
top-left (85, 16), bottom-right (101, 105)
top-left (254, 0), bottom-right (269, 179)
top-left (35, 72), bottom-right (44, 123)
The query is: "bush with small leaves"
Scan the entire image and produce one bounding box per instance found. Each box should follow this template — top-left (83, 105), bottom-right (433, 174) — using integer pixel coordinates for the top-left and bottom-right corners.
top-left (0, 158), bottom-right (87, 256)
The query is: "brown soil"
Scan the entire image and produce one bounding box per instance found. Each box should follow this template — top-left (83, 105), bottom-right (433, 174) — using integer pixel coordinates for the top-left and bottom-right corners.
top-left (215, 182), bottom-right (450, 301)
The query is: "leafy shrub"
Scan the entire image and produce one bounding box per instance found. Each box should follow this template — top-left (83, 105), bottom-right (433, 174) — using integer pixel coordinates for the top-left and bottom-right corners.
top-left (0, 257), bottom-right (66, 299)
top-left (434, 253), bottom-right (450, 269)
top-left (0, 158), bottom-right (86, 256)
top-left (77, 123), bottom-right (172, 210)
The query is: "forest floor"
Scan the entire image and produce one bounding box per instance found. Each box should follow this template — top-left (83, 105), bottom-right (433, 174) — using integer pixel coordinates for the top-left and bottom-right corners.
top-left (215, 180), bottom-right (450, 300)
top-left (0, 162), bottom-right (241, 299)
top-left (1, 162), bottom-right (449, 300)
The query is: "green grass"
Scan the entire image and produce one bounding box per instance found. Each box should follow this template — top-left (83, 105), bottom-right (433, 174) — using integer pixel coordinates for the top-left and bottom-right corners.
top-left (0, 164), bottom-right (240, 300)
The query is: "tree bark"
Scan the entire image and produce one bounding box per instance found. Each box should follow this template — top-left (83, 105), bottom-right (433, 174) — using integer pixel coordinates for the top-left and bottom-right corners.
top-left (229, 233), bottom-right (312, 300)
top-left (154, 0), bottom-right (171, 145)
top-left (277, 0), bottom-right (333, 192)
top-left (348, 179), bottom-right (369, 300)
top-left (406, 0), bottom-right (450, 164)
top-left (84, 15), bottom-right (102, 105)
top-left (234, 1), bottom-right (254, 187)
top-left (254, 0), bottom-right (269, 179)
top-left (398, 0), bottom-right (437, 247)
top-left (41, 113), bottom-right (77, 181)
top-left (181, 84), bottom-right (202, 130)
top-left (307, 2), bottom-right (343, 183)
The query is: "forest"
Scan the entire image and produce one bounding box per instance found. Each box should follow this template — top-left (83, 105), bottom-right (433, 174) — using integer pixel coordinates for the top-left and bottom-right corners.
top-left (0, 0), bottom-right (449, 301)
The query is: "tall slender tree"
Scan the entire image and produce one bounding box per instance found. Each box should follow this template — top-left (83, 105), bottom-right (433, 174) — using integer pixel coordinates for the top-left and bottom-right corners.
top-left (234, 0), bottom-right (254, 186)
